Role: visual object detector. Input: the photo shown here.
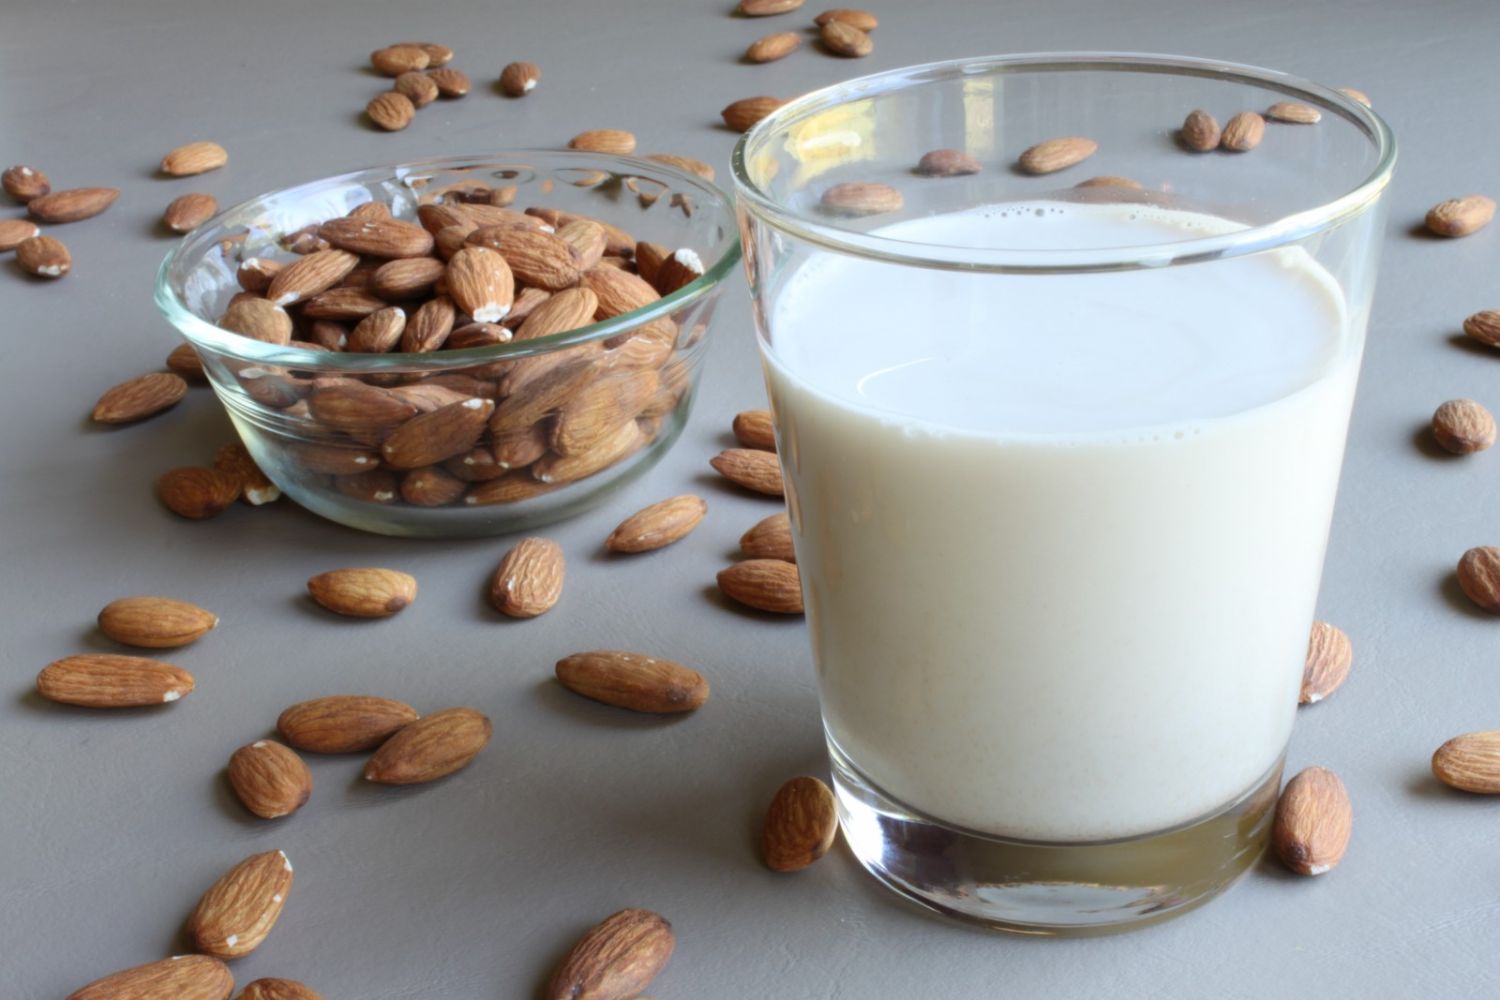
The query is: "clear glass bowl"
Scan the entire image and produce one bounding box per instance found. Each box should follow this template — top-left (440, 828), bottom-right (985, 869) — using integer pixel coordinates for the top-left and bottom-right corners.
top-left (156, 151), bottom-right (741, 537)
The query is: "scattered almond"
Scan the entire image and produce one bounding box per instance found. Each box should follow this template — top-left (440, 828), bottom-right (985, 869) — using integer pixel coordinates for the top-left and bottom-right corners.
top-left (1432, 398), bottom-right (1496, 454)
top-left (500, 61), bottom-right (540, 96)
top-left (1271, 766), bottom-right (1352, 876)
top-left (187, 849), bottom-right (294, 958)
top-left (740, 511), bottom-right (794, 562)
top-left (2, 163), bottom-right (50, 202)
top-left (307, 567), bottom-right (417, 618)
top-left (371, 44), bottom-right (430, 76)
top-left (1076, 175), bottom-right (1144, 190)
top-left (0, 217), bottom-right (40, 251)
top-left (1337, 86), bottom-right (1371, 107)
top-left (237, 979), bottom-right (325, 1000)
top-left (710, 447), bottom-right (784, 495)
top-left (737, 0), bottom-right (803, 13)
top-left (1220, 111), bottom-right (1265, 152)
top-left (545, 909), bottom-right (675, 1000)
top-left (569, 129), bottom-right (637, 155)
top-left (819, 181), bottom-right (902, 218)
top-left (427, 66), bottom-right (471, 97)
top-left (401, 41), bottom-right (454, 66)
top-left (489, 536), bottom-right (565, 617)
top-left (763, 775), bottom-right (838, 871)
top-left (228, 740), bottom-right (313, 819)
top-left (746, 32), bottom-right (801, 62)
top-left (1018, 136), bottom-right (1098, 174)
top-left (66, 955), bottom-right (233, 1000)
top-left (37, 654), bottom-right (194, 707)
top-left (158, 467), bottom-right (242, 519)
top-left (16, 234), bottom-right (71, 277)
top-left (277, 695), bottom-right (420, 753)
top-left (556, 650), bottom-right (710, 713)
top-left (721, 96), bottom-right (786, 132)
top-left (1462, 310), bottom-right (1500, 348)
top-left (1456, 545), bottom-right (1500, 612)
top-left (1265, 101), bottom-right (1321, 124)
top-left (167, 342), bottom-right (207, 382)
top-left (717, 558), bottom-right (803, 613)
top-left (394, 70), bottom-right (440, 107)
top-left (916, 149), bottom-right (981, 177)
top-left (363, 706), bottom-right (492, 784)
top-left (1180, 109), bottom-right (1221, 152)
top-left (164, 192), bottom-right (218, 232)
top-left (814, 7), bottom-right (878, 29)
top-left (1426, 195), bottom-right (1496, 238)
top-left (819, 19), bottom-right (873, 57)
top-left (1431, 731), bottom-right (1500, 794)
top-left (27, 186), bottom-right (119, 223)
top-left (732, 409), bottom-right (776, 451)
top-left (606, 494), bottom-right (708, 553)
top-left (644, 153), bottom-right (716, 181)
top-left (98, 596), bottom-right (218, 648)
top-left (161, 141), bottom-right (229, 177)
top-left (1301, 621), bottom-right (1351, 705)
top-left (367, 91), bottom-right (416, 131)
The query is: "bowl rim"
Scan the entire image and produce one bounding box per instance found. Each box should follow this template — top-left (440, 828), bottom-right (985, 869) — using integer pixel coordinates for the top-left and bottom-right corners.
top-left (156, 150), bottom-right (743, 371)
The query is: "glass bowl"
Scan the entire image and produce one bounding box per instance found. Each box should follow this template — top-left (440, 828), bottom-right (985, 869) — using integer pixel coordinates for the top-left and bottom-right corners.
top-left (156, 151), bottom-right (741, 537)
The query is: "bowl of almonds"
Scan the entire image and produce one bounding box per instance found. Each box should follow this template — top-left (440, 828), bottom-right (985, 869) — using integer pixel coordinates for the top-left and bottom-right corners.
top-left (155, 151), bottom-right (739, 536)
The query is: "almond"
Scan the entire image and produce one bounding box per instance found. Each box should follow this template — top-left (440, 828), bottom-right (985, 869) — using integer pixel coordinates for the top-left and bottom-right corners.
top-left (167, 342), bottom-right (207, 381)
top-left (490, 424), bottom-right (549, 470)
top-left (2, 163), bottom-right (50, 202)
top-left (319, 217), bottom-right (434, 258)
top-left (1180, 109), bottom-right (1222, 152)
top-left (1432, 398), bottom-right (1497, 454)
top-left (158, 467), bottom-right (242, 519)
top-left (746, 31), bottom-right (801, 62)
top-left (1431, 731), bottom-right (1500, 794)
top-left (0, 217), bottom-right (40, 251)
top-left (653, 248), bottom-right (704, 295)
top-left (400, 41), bottom-right (453, 66)
top-left (228, 740), bottom-right (313, 819)
top-left (500, 61), bottom-right (540, 96)
top-left (401, 294), bottom-right (457, 352)
top-left (347, 305), bottom-right (408, 353)
top-left (187, 850), bottom-right (294, 958)
top-left (732, 408), bottom-right (776, 451)
top-left (763, 775), bottom-right (838, 871)
top-left (556, 650), bottom-right (710, 713)
top-left (308, 381), bottom-right (419, 436)
top-left (161, 141), bottom-right (228, 176)
top-left (1220, 111), bottom-right (1265, 152)
top-left (915, 148), bottom-right (981, 177)
top-left (1265, 101), bottom-right (1322, 124)
top-left (363, 706), bottom-right (492, 784)
top-left (335, 469), bottom-right (400, 505)
top-left (721, 96), bottom-right (786, 132)
top-left (237, 979), bottom-right (325, 1000)
top-left (98, 596), bottom-right (217, 648)
top-left (819, 19), bottom-right (873, 57)
top-left (67, 955), bottom-right (233, 1000)
top-left (427, 66), bottom-right (471, 97)
top-left (1426, 195), bottom-right (1496, 238)
top-left (546, 909), bottom-right (675, 1000)
top-left (307, 567), bottom-right (417, 617)
top-left (551, 367), bottom-right (658, 456)
top-left (1271, 766), bottom-right (1351, 876)
top-left (300, 287), bottom-right (388, 320)
top-left (371, 44), bottom-right (430, 76)
top-left (267, 248), bottom-right (360, 306)
top-left (489, 536), bottom-right (565, 617)
top-left (490, 350), bottom-right (602, 433)
top-left (446, 321), bottom-right (510, 350)
top-left (237, 256), bottom-right (283, 292)
top-left (16, 234), bottom-right (70, 277)
top-left (371, 256), bottom-right (446, 299)
top-left (1300, 621), bottom-right (1351, 705)
top-left (277, 695), bottom-right (419, 753)
top-left (569, 129), bottom-right (637, 155)
top-left (367, 91), bottom-right (416, 131)
top-left (472, 226), bottom-right (581, 290)
top-left (819, 181), bottom-right (902, 218)
top-left (1338, 86), bottom-right (1372, 107)
top-left (644, 153), bottom-right (716, 182)
top-left (400, 466), bottom-right (468, 506)
top-left (740, 511), bottom-right (794, 562)
top-left (394, 70), bottom-right (440, 107)
top-left (607, 495), bottom-right (708, 553)
top-left (464, 472), bottom-right (558, 505)
top-left (37, 654), bottom-right (194, 707)
top-left (447, 246), bottom-right (515, 322)
top-left (581, 266), bottom-right (659, 319)
top-left (289, 442), bottom-right (381, 475)
top-left (214, 440), bottom-right (281, 504)
top-left (532, 419), bottom-right (646, 485)
top-left (710, 448), bottom-right (784, 495)
top-left (164, 192), bottom-right (218, 232)
top-left (221, 297), bottom-right (294, 345)
top-left (816, 7), bottom-right (877, 28)
top-left (717, 558), bottom-right (803, 613)
top-left (1463, 310), bottom-right (1500, 348)
top-left (382, 397), bottom-right (495, 468)
top-left (556, 219), bottom-right (608, 270)
top-left (92, 371), bottom-right (187, 423)
top-left (1075, 175), bottom-right (1144, 190)
top-left (1457, 545), bottom-right (1500, 612)
top-left (1018, 136), bottom-right (1098, 174)
top-left (28, 186), bottom-right (119, 223)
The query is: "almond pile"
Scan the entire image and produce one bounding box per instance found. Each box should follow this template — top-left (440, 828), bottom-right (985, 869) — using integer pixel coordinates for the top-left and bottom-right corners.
top-left (2, 162), bottom-right (118, 279)
top-left (736, 4), bottom-right (878, 63)
top-left (364, 43), bottom-right (473, 131)
top-left (708, 409), bottom-right (804, 615)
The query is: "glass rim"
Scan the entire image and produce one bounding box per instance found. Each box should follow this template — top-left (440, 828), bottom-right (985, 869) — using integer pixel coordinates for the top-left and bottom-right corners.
top-left (731, 52), bottom-right (1398, 274)
top-left (155, 150), bottom-right (743, 371)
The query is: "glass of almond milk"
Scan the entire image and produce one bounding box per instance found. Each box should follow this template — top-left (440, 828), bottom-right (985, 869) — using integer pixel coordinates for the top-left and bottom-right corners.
top-left (732, 54), bottom-right (1394, 934)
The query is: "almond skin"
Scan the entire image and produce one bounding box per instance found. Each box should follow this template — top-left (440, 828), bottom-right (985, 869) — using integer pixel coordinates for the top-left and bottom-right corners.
top-left (1457, 546), bottom-right (1500, 612)
top-left (27, 186), bottom-right (119, 223)
top-left (721, 96), bottom-right (786, 132)
top-left (556, 650), bottom-right (710, 713)
top-left (763, 775), bottom-right (839, 871)
top-left (367, 91), bottom-right (416, 131)
top-left (820, 19), bottom-right (873, 57)
top-left (1462, 310), bottom-right (1500, 348)
top-left (161, 141), bottom-right (229, 176)
top-left (2, 163), bottom-right (51, 202)
top-left (607, 495), bottom-right (708, 553)
top-left (1220, 111), bottom-right (1265, 152)
top-left (1427, 195), bottom-right (1498, 237)
top-left (67, 955), bottom-right (234, 1000)
top-left (307, 567), bottom-right (417, 618)
top-left (164, 192), bottom-right (219, 232)
top-left (16, 234), bottom-right (70, 277)
top-left (277, 695), bottom-right (420, 753)
top-left (1432, 398), bottom-right (1497, 454)
top-left (1271, 767), bottom-right (1352, 876)
top-left (569, 129), bottom-right (637, 155)
top-left (187, 850), bottom-right (294, 958)
top-left (363, 707), bottom-right (492, 784)
top-left (1018, 136), bottom-right (1098, 174)
top-left (499, 61), bottom-right (540, 96)
top-left (490, 536), bottom-right (565, 617)
top-left (740, 511), bottom-right (795, 562)
top-left (1180, 109), bottom-right (1222, 152)
top-left (819, 182), bottom-right (903, 218)
top-left (0, 217), bottom-right (40, 251)
top-left (717, 558), bottom-right (804, 613)
top-left (228, 740), bottom-right (313, 819)
top-left (92, 371), bottom-right (188, 424)
top-left (158, 467), bottom-right (243, 520)
top-left (1300, 621), bottom-right (1351, 705)
top-left (545, 909), bottom-right (675, 1000)
top-left (237, 979), bottom-right (326, 1000)
top-left (732, 409), bottom-right (776, 451)
top-left (1265, 101), bottom-right (1322, 124)
top-left (37, 654), bottom-right (194, 707)
top-left (710, 448), bottom-right (784, 496)
top-left (916, 148), bottom-right (981, 177)
top-left (98, 596), bottom-right (218, 648)
top-left (746, 32), bottom-right (800, 62)
top-left (1431, 731), bottom-right (1500, 794)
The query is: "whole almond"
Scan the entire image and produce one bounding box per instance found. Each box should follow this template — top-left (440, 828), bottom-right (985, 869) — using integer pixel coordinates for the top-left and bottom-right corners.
top-left (556, 219), bottom-right (608, 270)
top-left (187, 850), bottom-right (294, 958)
top-left (819, 182), bottom-right (903, 218)
top-left (237, 979), bottom-right (325, 1000)
top-left (1432, 398), bottom-right (1497, 454)
top-left (372, 256), bottom-right (446, 299)
top-left (815, 7), bottom-right (877, 28)
top-left (447, 246), bottom-right (515, 322)
top-left (335, 469), bottom-right (400, 505)
top-left (300, 287), bottom-right (388, 320)
top-left (1180, 109), bottom-right (1222, 152)
top-left (164, 192), bottom-right (218, 232)
top-left (371, 44), bottom-right (430, 76)
top-left (347, 305), bottom-right (408, 353)
top-left (474, 226), bottom-right (580, 290)
top-left (267, 248), bottom-right (360, 306)
top-left (158, 467), bottom-right (242, 519)
top-left (16, 234), bottom-right (71, 277)
top-left (653, 248), bottom-right (704, 295)
top-left (289, 442), bottom-right (381, 475)
top-left (1338, 86), bottom-right (1372, 107)
top-left (37, 654), bottom-right (194, 707)
top-left (556, 650), bottom-right (710, 713)
top-left (1457, 545), bottom-right (1500, 612)
top-left (581, 266), bottom-right (659, 319)
top-left (746, 31), bottom-right (800, 62)
top-left (320, 217), bottom-right (434, 258)
top-left (394, 70), bottom-right (440, 107)
top-left (427, 66), bottom-right (471, 97)
top-left (400, 41), bottom-right (453, 66)
top-left (820, 19), bottom-right (873, 57)
top-left (92, 371), bottom-right (187, 423)
top-left (738, 0), bottom-right (802, 12)
top-left (546, 909), bottom-right (675, 1000)
top-left (363, 706), bottom-right (492, 784)
top-left (763, 775), bottom-right (838, 871)
top-left (161, 141), bottom-right (228, 177)
top-left (1018, 136), bottom-right (1098, 174)
top-left (214, 440), bottom-right (280, 505)
top-left (167, 342), bottom-right (207, 381)
top-left (464, 472), bottom-right (558, 506)
top-left (98, 596), bottom-right (218, 648)
top-left (488, 424), bottom-right (549, 471)
top-left (1266, 101), bottom-right (1322, 124)
top-left (489, 536), bottom-right (565, 617)
top-left (644, 153), bottom-right (716, 181)
top-left (1301, 621), bottom-right (1351, 704)
top-left (740, 511), bottom-right (794, 562)
top-left (1426, 195), bottom-right (1496, 238)
top-left (400, 466), bottom-right (468, 506)
top-left (0, 217), bottom-right (40, 251)
top-left (532, 419), bottom-right (646, 485)
top-left (382, 397), bottom-right (495, 468)
top-left (2, 163), bottom-right (50, 202)
top-left (1271, 767), bottom-right (1352, 876)
top-left (67, 955), bottom-right (233, 1000)
top-left (552, 367), bottom-right (658, 456)
top-left (732, 409), bottom-right (776, 451)
top-left (402, 295), bottom-right (457, 352)
top-left (307, 567), bottom-right (417, 618)
top-left (569, 129), bottom-right (637, 155)
top-left (490, 350), bottom-right (602, 434)
top-left (308, 381), bottom-right (419, 436)
top-left (446, 321), bottom-right (509, 350)
top-left (277, 695), bottom-right (420, 753)
top-left (1431, 731), bottom-right (1500, 794)
top-left (1220, 112), bottom-right (1265, 152)
top-left (717, 558), bottom-right (803, 613)
top-left (1076, 175), bottom-right (1144, 190)
top-left (237, 256), bottom-right (283, 292)
top-left (222, 297), bottom-right (294, 345)
top-left (228, 740), bottom-right (313, 819)
top-left (367, 91), bottom-right (416, 131)
top-left (607, 495), bottom-right (708, 553)
top-left (1462, 310), bottom-right (1500, 348)
top-left (28, 186), bottom-right (119, 223)
top-left (710, 448), bottom-right (784, 495)
top-left (916, 148), bottom-right (981, 177)
top-left (721, 96), bottom-right (786, 132)
top-left (500, 60), bottom-right (540, 96)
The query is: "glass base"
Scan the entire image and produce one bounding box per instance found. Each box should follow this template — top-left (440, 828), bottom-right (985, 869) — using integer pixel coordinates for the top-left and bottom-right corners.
top-left (829, 740), bottom-right (1282, 936)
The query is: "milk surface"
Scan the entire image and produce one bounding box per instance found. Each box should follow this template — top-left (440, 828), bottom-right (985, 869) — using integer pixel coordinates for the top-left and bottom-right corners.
top-left (764, 202), bottom-right (1359, 842)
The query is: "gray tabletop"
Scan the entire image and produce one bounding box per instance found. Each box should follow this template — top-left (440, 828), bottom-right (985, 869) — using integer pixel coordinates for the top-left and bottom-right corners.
top-left (4, 0), bottom-right (1499, 996)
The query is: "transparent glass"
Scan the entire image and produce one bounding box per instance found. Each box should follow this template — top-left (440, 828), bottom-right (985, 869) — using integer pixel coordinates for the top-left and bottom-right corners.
top-left (734, 53), bottom-right (1394, 934)
top-left (157, 152), bottom-right (741, 537)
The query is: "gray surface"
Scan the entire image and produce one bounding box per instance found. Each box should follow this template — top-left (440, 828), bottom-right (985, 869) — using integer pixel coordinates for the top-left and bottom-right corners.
top-left (3, 0), bottom-right (1498, 996)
